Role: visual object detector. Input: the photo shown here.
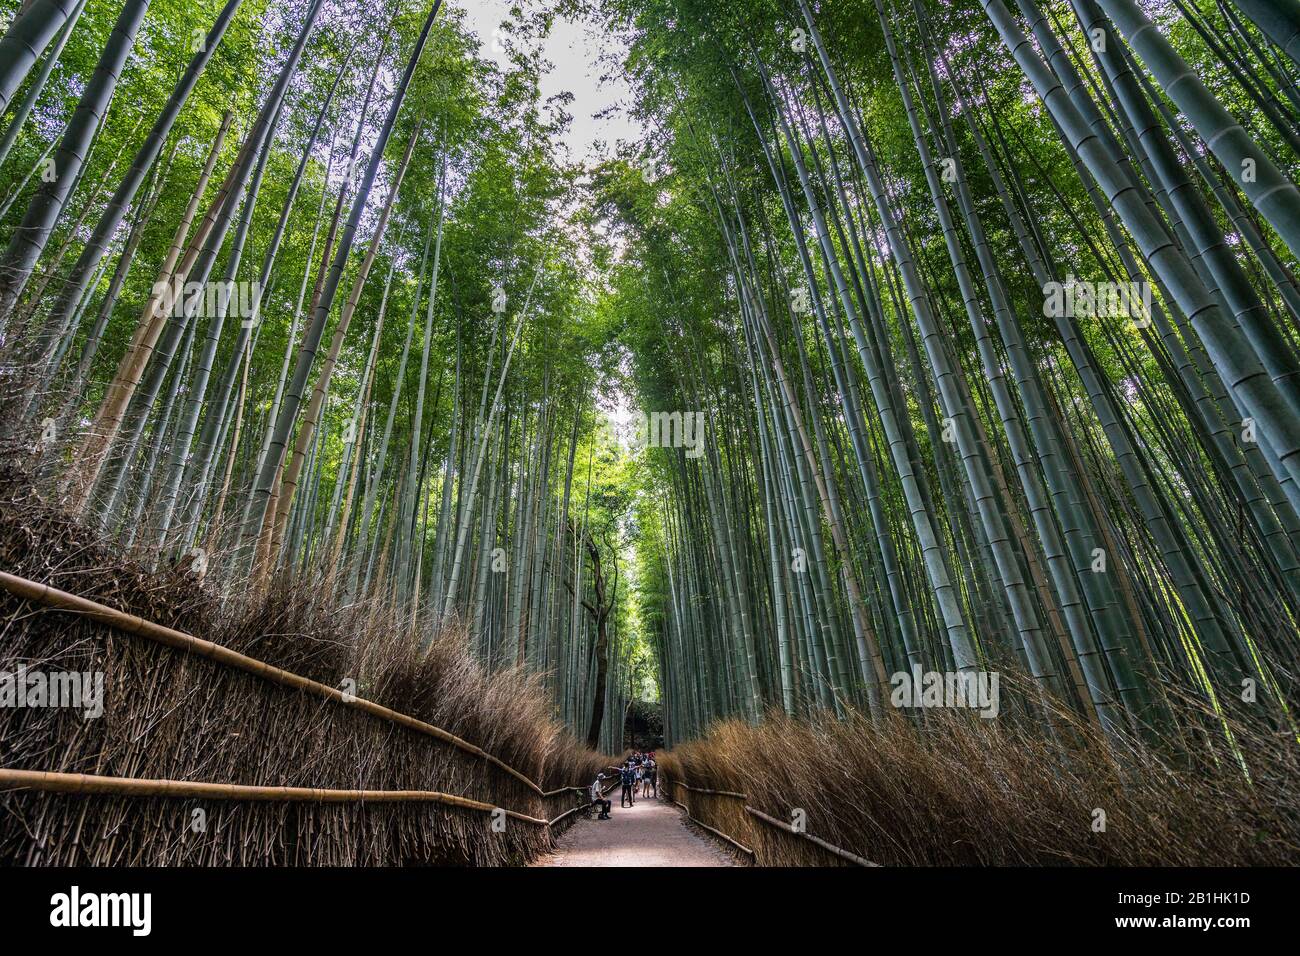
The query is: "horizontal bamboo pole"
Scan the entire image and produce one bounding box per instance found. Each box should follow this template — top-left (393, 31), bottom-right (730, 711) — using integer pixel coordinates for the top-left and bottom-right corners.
top-left (662, 775), bottom-right (754, 856)
top-left (547, 804), bottom-right (586, 827)
top-left (541, 785), bottom-right (585, 798)
top-left (668, 779), bottom-right (747, 799)
top-left (0, 570), bottom-right (546, 795)
top-left (546, 776), bottom-right (621, 826)
top-left (666, 795), bottom-right (754, 856)
top-left (665, 775), bottom-right (878, 865)
top-left (0, 768), bottom-right (549, 825)
top-left (744, 805), bottom-right (879, 867)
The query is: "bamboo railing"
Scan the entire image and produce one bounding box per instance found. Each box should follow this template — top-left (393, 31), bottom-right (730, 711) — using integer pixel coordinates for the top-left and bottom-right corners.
top-left (742, 805), bottom-right (879, 867)
top-left (0, 768), bottom-right (552, 824)
top-left (546, 773), bottom-right (622, 827)
top-left (664, 776), bottom-right (879, 867)
top-left (0, 569), bottom-right (871, 863)
top-left (0, 569), bottom-right (603, 827)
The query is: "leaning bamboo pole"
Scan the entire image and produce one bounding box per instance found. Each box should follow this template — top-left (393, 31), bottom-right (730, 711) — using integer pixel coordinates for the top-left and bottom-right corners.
top-left (743, 805), bottom-right (879, 868)
top-left (545, 774), bottom-right (621, 826)
top-left (663, 784), bottom-right (755, 857)
top-left (664, 776), bottom-right (879, 866)
top-left (0, 570), bottom-right (546, 796)
top-left (664, 780), bottom-right (747, 799)
top-left (0, 769), bottom-right (549, 825)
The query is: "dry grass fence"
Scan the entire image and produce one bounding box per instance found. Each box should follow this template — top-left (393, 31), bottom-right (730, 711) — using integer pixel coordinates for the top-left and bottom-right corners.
top-left (0, 471), bottom-right (609, 866)
top-left (659, 708), bottom-right (1300, 866)
top-left (5, 446), bottom-right (1298, 868)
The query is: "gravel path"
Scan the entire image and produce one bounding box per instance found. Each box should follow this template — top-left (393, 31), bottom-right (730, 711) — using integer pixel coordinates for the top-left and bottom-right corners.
top-left (539, 793), bottom-right (735, 867)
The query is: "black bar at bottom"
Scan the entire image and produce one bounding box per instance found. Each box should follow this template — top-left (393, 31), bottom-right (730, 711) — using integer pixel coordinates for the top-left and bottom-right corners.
top-left (0, 865), bottom-right (1284, 942)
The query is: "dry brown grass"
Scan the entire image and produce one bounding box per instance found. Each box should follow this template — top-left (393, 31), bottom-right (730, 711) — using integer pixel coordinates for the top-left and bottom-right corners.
top-left (0, 467), bottom-right (608, 865)
top-left (661, 703), bottom-right (1300, 866)
top-left (4, 437), bottom-right (1296, 868)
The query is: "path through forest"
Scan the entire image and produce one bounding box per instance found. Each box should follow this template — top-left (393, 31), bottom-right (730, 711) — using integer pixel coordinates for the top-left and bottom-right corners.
top-left (540, 795), bottom-right (735, 867)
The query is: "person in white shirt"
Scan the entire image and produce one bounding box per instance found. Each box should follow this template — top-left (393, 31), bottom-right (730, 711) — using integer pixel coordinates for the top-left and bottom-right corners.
top-left (590, 773), bottom-right (612, 819)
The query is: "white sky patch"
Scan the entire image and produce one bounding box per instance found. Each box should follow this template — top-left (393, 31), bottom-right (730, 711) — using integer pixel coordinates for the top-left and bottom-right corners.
top-left (453, 0), bottom-right (641, 164)
top-left (454, 3), bottom-right (644, 446)
top-left (603, 390), bottom-right (638, 445)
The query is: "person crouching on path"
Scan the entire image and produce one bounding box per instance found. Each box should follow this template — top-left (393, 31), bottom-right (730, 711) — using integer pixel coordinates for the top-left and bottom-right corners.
top-left (590, 773), bottom-right (612, 819)
top-left (620, 762), bottom-right (636, 808)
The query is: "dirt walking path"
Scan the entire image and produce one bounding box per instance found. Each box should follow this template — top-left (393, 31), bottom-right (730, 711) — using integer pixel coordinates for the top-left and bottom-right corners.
top-left (539, 791), bottom-right (735, 867)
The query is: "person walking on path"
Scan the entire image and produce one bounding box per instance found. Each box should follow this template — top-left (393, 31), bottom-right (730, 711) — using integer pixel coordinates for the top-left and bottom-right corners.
top-left (620, 762), bottom-right (636, 808)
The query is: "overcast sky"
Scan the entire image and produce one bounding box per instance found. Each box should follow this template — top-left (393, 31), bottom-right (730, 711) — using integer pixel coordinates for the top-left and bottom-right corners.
top-left (452, 3), bottom-right (642, 432)
top-left (452, 0), bottom-right (641, 165)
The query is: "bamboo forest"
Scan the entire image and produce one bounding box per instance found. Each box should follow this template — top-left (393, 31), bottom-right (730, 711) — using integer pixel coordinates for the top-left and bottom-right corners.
top-left (1, 0), bottom-right (1300, 894)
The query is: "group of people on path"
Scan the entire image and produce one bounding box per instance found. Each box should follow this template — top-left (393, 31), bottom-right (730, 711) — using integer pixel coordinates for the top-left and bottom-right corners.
top-left (589, 751), bottom-right (657, 820)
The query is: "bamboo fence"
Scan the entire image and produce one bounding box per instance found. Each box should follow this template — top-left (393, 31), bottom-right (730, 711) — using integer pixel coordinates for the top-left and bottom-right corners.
top-left (664, 775), bottom-right (878, 867)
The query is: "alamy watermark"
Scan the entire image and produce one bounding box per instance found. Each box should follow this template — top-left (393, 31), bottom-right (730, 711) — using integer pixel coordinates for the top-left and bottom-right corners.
top-left (889, 665), bottom-right (1000, 718)
top-left (152, 278), bottom-right (262, 325)
top-left (50, 886), bottom-right (151, 936)
top-left (1042, 274), bottom-right (1151, 327)
top-left (0, 666), bottom-right (104, 719)
top-left (623, 411), bottom-right (706, 458)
